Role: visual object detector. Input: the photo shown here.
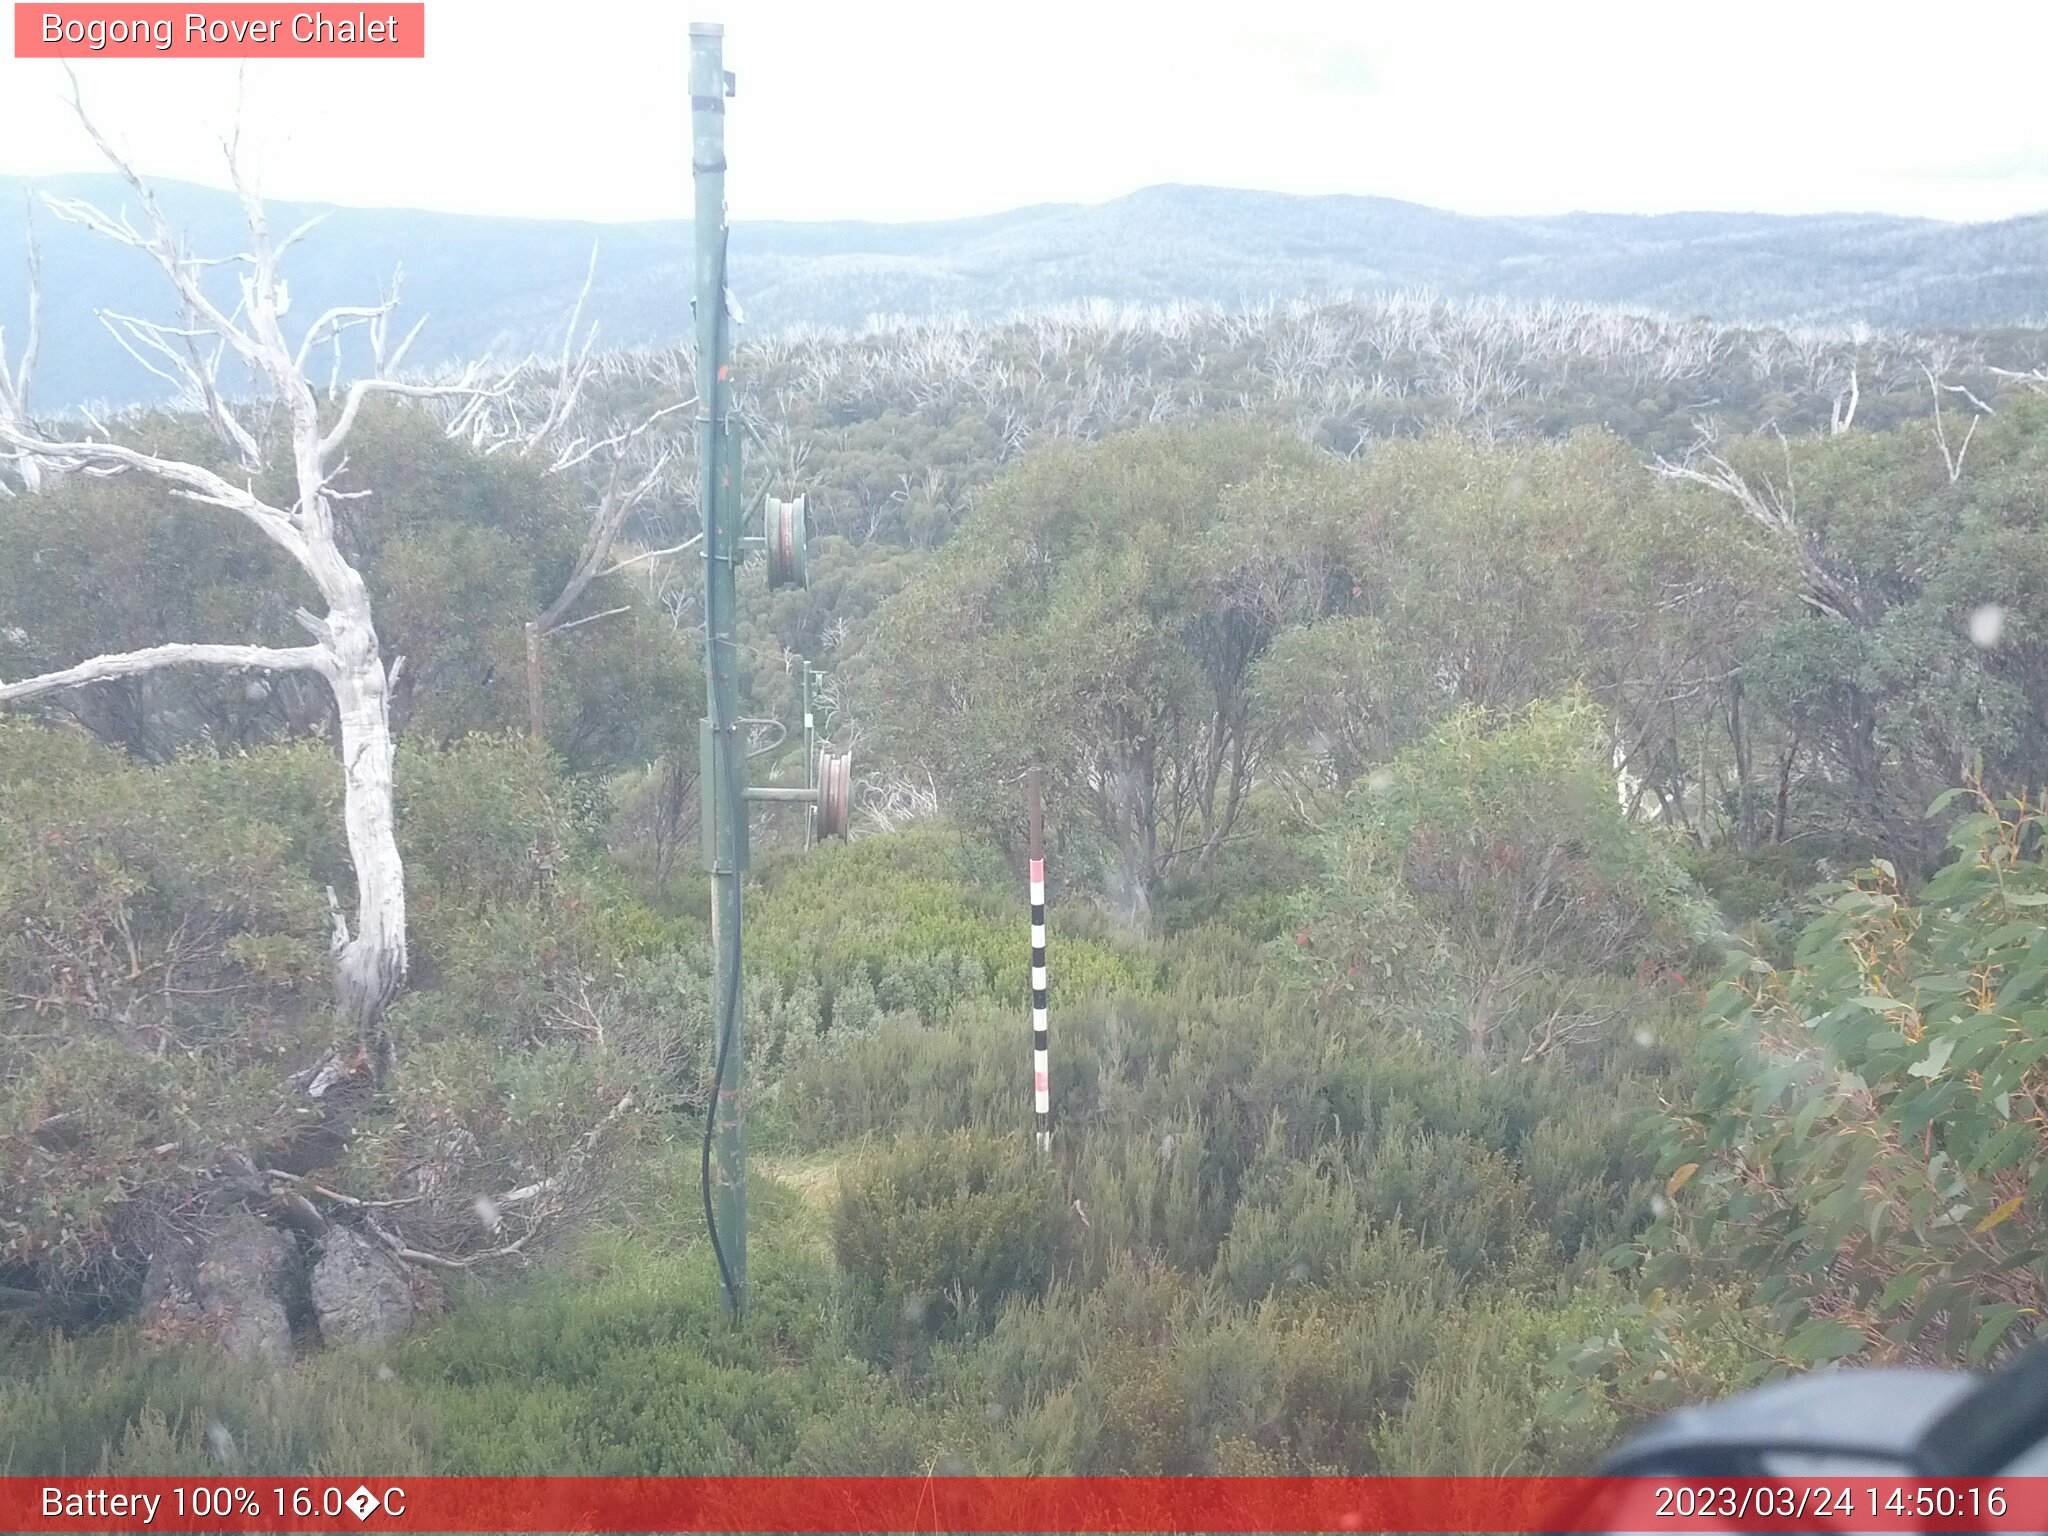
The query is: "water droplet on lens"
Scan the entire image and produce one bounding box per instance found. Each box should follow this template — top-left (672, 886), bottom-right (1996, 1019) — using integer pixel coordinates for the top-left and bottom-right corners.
top-left (1970, 603), bottom-right (2007, 648)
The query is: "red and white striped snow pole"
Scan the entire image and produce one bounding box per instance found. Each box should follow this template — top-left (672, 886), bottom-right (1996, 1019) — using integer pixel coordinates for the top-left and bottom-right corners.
top-left (1027, 767), bottom-right (1050, 1152)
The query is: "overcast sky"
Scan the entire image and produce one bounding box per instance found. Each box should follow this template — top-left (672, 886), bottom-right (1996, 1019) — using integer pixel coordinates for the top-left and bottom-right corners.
top-left (5, 1), bottom-right (2048, 226)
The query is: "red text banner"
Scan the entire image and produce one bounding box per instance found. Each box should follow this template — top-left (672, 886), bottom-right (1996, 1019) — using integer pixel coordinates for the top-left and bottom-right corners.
top-left (7, 1476), bottom-right (2048, 1532)
top-left (14, 5), bottom-right (425, 58)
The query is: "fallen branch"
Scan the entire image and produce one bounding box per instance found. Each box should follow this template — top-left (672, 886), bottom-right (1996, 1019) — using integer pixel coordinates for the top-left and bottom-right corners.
top-left (262, 1167), bottom-right (427, 1210)
top-left (360, 1211), bottom-right (535, 1272)
top-left (298, 1091), bottom-right (638, 1272)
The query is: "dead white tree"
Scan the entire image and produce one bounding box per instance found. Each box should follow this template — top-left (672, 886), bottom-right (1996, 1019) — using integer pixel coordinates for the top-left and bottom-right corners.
top-left (1986, 363), bottom-right (2048, 395)
top-left (0, 199), bottom-right (42, 494)
top-left (0, 95), bottom-right (511, 1076)
top-left (1651, 425), bottom-right (1866, 626)
top-left (459, 247), bottom-right (693, 744)
top-left (1925, 365), bottom-right (1992, 484)
top-left (520, 424), bottom-right (687, 743)
top-left (1830, 365), bottom-right (1859, 436)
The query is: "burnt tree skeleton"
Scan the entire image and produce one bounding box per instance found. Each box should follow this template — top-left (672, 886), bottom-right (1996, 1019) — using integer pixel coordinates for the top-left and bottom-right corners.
top-left (0, 88), bottom-right (514, 1074)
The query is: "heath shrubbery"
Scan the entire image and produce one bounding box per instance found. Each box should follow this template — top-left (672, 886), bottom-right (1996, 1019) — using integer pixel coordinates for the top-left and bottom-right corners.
top-left (832, 1129), bottom-right (1068, 1366)
top-left (1292, 696), bottom-right (1717, 1064)
top-left (0, 725), bottom-right (684, 1304)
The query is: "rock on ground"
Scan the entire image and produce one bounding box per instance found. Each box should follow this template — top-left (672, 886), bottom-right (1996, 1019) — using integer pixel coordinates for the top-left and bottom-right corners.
top-left (141, 1211), bottom-right (295, 1366)
top-left (310, 1225), bottom-right (414, 1347)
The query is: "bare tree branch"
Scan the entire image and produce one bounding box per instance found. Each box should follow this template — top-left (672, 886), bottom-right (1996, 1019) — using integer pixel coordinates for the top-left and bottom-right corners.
top-left (0, 197), bottom-right (43, 494)
top-left (1926, 366), bottom-right (1989, 484)
top-left (599, 532), bottom-right (702, 577)
top-left (537, 447), bottom-right (675, 634)
top-left (320, 371), bottom-right (513, 462)
top-left (544, 604), bottom-right (631, 636)
top-left (0, 425), bottom-right (312, 561)
top-left (0, 642), bottom-right (329, 703)
top-left (1651, 425), bottom-right (1865, 624)
top-left (448, 251), bottom-right (697, 743)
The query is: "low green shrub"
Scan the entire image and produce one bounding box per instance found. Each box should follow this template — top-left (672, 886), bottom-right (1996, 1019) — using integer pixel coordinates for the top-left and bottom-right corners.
top-left (0, 1327), bottom-right (429, 1476)
top-left (832, 1129), bottom-right (1067, 1366)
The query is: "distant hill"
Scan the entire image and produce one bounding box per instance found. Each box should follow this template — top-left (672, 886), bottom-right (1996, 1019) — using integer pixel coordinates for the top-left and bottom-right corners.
top-left (3, 176), bottom-right (2047, 407)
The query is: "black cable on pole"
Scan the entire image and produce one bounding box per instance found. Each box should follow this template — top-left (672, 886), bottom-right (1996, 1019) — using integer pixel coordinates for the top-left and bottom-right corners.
top-left (694, 190), bottom-right (744, 1315)
top-left (701, 891), bottom-right (742, 1311)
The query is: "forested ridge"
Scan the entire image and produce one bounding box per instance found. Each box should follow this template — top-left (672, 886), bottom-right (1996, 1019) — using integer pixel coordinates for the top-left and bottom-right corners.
top-left (12, 175), bottom-right (2048, 409)
top-left (8, 255), bottom-right (2048, 1477)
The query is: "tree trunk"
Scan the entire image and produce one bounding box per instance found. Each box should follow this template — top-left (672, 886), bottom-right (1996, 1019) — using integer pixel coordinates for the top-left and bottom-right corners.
top-left (1094, 741), bottom-right (1161, 931)
top-left (327, 601), bottom-right (406, 1077)
top-left (525, 620), bottom-right (545, 746)
top-left (1773, 738), bottom-right (1799, 844)
top-left (1467, 984), bottom-right (1496, 1062)
top-left (1729, 678), bottom-right (1754, 852)
top-left (1104, 848), bottom-right (1152, 930)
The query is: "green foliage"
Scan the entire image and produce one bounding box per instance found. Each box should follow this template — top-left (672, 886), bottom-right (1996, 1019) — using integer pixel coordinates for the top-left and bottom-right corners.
top-left (749, 830), bottom-right (1150, 1029)
top-left (943, 1256), bottom-right (1392, 1474)
top-left (832, 1130), bottom-right (1067, 1365)
top-left (405, 1224), bottom-right (908, 1475)
top-left (1217, 1151), bottom-right (1461, 1304)
top-left (0, 725), bottom-right (336, 1294)
top-left (0, 1326), bottom-right (431, 1476)
top-left (866, 421), bottom-right (1786, 923)
top-left (1373, 1281), bottom-right (1751, 1475)
top-left (3, 754), bottom-right (1702, 1476)
top-left (33, 303), bottom-right (2048, 1481)
top-left (1154, 804), bottom-right (1317, 940)
top-left (0, 402), bottom-right (697, 775)
top-left (1701, 397), bottom-right (2048, 866)
top-left (1650, 790), bottom-right (2048, 1366)
top-left (863, 420), bottom-right (1349, 923)
top-left (730, 831), bottom-right (1153, 1145)
top-left (354, 407), bottom-right (698, 773)
top-left (1682, 843), bottom-right (1825, 961)
top-left (1250, 613), bottom-right (1440, 799)
top-left (0, 1217), bottom-right (918, 1478)
top-left (1278, 431), bottom-right (1774, 800)
top-left (0, 414), bottom-right (309, 763)
top-left (1294, 696), bottom-right (1711, 1061)
top-left (0, 725), bottom-right (676, 1297)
